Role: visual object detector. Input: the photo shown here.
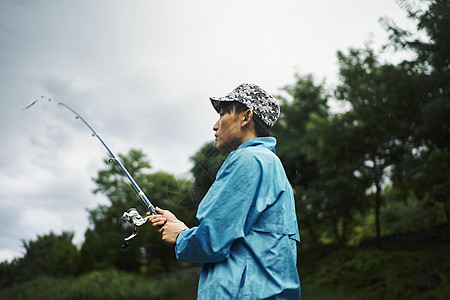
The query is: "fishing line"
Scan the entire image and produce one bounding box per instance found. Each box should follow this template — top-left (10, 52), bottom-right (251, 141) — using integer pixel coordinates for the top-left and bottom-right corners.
top-left (23, 96), bottom-right (157, 248)
top-left (111, 160), bottom-right (145, 205)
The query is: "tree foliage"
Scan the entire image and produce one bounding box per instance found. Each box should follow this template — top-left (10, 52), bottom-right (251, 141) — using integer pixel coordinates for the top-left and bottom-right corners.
top-left (20, 231), bottom-right (80, 278)
top-left (189, 141), bottom-right (229, 205)
top-left (80, 149), bottom-right (194, 273)
top-left (383, 0), bottom-right (450, 220)
top-left (272, 0), bottom-right (449, 247)
top-left (273, 74), bottom-right (371, 246)
top-left (0, 231), bottom-right (80, 288)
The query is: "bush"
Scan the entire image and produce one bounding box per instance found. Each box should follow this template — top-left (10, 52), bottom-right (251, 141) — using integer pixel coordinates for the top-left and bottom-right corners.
top-left (0, 269), bottom-right (198, 300)
top-left (302, 245), bottom-right (450, 300)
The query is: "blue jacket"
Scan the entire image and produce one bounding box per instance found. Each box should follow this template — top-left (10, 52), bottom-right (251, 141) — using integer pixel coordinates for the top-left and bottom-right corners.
top-left (176, 137), bottom-right (301, 299)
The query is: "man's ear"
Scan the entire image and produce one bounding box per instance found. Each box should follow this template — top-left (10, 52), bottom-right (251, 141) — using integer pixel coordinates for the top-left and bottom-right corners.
top-left (241, 109), bottom-right (253, 127)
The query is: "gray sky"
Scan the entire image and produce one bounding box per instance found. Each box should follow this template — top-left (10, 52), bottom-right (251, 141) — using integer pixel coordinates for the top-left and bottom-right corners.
top-left (0, 0), bottom-right (415, 261)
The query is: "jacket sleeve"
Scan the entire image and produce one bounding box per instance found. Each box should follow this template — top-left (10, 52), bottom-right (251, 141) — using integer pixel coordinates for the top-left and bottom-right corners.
top-left (175, 150), bottom-right (262, 264)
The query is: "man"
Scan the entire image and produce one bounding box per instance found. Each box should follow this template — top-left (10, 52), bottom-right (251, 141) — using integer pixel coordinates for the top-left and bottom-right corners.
top-left (150, 83), bottom-right (301, 299)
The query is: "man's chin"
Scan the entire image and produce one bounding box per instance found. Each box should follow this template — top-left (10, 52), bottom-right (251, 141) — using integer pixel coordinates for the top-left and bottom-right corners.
top-left (217, 143), bottom-right (233, 152)
top-left (216, 143), bottom-right (225, 151)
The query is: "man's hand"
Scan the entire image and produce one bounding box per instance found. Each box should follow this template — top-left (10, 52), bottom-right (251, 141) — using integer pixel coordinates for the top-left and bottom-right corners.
top-left (148, 207), bottom-right (189, 246)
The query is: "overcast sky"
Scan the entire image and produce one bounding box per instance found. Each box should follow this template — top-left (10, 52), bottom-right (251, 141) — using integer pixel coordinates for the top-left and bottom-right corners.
top-left (0, 0), bottom-right (416, 261)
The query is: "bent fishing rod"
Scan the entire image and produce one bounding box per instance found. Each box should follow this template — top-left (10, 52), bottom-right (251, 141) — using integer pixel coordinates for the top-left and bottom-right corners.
top-left (24, 96), bottom-right (156, 249)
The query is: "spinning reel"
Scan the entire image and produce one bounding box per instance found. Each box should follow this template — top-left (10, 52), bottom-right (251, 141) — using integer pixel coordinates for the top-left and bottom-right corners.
top-left (121, 208), bottom-right (151, 249)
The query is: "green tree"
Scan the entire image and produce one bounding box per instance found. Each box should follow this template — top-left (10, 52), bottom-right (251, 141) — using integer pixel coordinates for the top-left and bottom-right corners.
top-left (189, 142), bottom-right (228, 200)
top-left (383, 0), bottom-right (450, 220)
top-left (0, 260), bottom-right (15, 288)
top-left (15, 231), bottom-right (80, 282)
top-left (331, 0), bottom-right (450, 246)
top-left (308, 114), bottom-right (372, 246)
top-left (273, 74), bottom-right (329, 188)
top-left (335, 47), bottom-right (423, 244)
top-left (273, 74), bottom-right (372, 246)
top-left (272, 74), bottom-right (332, 246)
top-left (80, 149), bottom-right (193, 273)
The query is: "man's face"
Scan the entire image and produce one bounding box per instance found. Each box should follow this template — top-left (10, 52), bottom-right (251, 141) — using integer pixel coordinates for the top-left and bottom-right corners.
top-left (213, 108), bottom-right (244, 151)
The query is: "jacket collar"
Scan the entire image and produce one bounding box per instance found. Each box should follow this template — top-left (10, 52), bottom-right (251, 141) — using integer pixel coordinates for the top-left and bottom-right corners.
top-left (237, 137), bottom-right (277, 154)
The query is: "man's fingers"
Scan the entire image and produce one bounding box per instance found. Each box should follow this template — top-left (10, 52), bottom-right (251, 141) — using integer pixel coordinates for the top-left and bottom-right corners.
top-left (148, 215), bottom-right (166, 222)
top-left (150, 216), bottom-right (166, 222)
top-left (151, 219), bottom-right (166, 227)
top-left (155, 207), bottom-right (165, 214)
top-left (148, 214), bottom-right (167, 234)
top-left (152, 221), bottom-right (165, 227)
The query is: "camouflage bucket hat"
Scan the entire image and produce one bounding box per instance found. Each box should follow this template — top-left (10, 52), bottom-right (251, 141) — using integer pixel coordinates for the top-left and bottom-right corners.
top-left (209, 83), bottom-right (280, 128)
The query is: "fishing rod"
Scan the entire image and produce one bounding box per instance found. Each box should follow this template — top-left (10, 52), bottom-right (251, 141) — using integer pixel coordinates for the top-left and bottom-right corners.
top-left (24, 96), bottom-right (157, 249)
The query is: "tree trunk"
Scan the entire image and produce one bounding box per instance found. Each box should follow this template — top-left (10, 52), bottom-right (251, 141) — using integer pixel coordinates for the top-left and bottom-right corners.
top-left (375, 180), bottom-right (382, 248)
top-left (341, 218), bottom-right (348, 246)
top-left (444, 199), bottom-right (450, 223)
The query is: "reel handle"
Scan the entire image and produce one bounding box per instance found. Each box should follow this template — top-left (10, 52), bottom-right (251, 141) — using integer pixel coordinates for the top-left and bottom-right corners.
top-left (121, 208), bottom-right (150, 248)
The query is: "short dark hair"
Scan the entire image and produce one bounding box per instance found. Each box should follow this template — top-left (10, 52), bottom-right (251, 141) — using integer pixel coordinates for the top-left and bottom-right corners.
top-left (216, 101), bottom-right (272, 137)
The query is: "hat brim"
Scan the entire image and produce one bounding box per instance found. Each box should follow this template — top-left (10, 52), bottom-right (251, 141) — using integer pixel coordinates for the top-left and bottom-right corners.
top-left (209, 96), bottom-right (232, 113)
